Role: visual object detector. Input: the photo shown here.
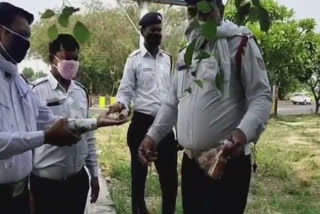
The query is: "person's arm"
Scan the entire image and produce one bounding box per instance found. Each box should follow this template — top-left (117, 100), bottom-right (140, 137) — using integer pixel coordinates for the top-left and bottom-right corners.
top-left (0, 131), bottom-right (45, 160)
top-left (84, 93), bottom-right (99, 180)
top-left (139, 70), bottom-right (180, 165)
top-left (85, 132), bottom-right (98, 178)
top-left (237, 37), bottom-right (272, 143)
top-left (146, 70), bottom-right (179, 143)
top-left (115, 57), bottom-right (136, 110)
top-left (85, 131), bottom-right (100, 203)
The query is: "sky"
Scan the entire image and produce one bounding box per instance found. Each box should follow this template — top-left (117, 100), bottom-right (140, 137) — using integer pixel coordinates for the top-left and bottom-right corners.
top-left (6, 0), bottom-right (320, 72)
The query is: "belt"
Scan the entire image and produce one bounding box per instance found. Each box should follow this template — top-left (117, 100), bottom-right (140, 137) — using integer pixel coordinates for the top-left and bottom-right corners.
top-left (61, 167), bottom-right (86, 182)
top-left (0, 177), bottom-right (28, 199)
top-left (32, 167), bottom-right (86, 183)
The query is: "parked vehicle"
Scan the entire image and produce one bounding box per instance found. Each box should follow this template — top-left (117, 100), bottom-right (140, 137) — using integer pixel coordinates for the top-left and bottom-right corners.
top-left (290, 93), bottom-right (312, 105)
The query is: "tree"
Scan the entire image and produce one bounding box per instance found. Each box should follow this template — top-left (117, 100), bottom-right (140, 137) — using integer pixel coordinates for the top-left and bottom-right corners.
top-left (293, 24), bottom-right (320, 113)
top-left (29, 2), bottom-right (186, 95)
top-left (226, 0), bottom-right (309, 99)
top-left (22, 67), bottom-right (35, 80)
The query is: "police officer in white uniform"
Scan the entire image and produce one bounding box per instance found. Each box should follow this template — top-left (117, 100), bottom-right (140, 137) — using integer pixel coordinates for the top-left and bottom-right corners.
top-left (30, 34), bottom-right (100, 214)
top-left (0, 4), bottom-right (126, 213)
top-left (139, 1), bottom-right (272, 213)
top-left (0, 3), bottom-right (83, 214)
top-left (112, 12), bottom-right (178, 214)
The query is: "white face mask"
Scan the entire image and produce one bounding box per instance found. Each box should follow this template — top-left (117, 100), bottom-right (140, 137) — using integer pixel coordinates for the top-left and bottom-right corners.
top-left (54, 55), bottom-right (80, 80)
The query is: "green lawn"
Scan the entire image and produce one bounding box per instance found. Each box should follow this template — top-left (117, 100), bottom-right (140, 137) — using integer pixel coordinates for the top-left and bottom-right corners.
top-left (96, 115), bottom-right (320, 214)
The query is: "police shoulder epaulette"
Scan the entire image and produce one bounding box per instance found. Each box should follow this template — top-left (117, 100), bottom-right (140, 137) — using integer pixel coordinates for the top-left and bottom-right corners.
top-left (162, 50), bottom-right (174, 72)
top-left (74, 81), bottom-right (88, 95)
top-left (74, 81), bottom-right (90, 107)
top-left (129, 49), bottom-right (141, 58)
top-left (32, 77), bottom-right (49, 89)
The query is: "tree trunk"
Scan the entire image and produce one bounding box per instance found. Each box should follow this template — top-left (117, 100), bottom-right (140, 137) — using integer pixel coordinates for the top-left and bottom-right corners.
top-left (310, 86), bottom-right (319, 114)
top-left (315, 98), bottom-right (320, 114)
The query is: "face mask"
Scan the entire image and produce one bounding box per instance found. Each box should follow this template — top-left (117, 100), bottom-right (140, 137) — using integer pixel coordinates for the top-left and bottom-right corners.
top-left (0, 25), bottom-right (30, 64)
top-left (146, 33), bottom-right (162, 47)
top-left (54, 56), bottom-right (80, 80)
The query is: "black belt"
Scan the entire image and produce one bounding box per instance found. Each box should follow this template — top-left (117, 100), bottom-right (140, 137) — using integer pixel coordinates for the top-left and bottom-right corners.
top-left (31, 167), bottom-right (86, 184)
top-left (0, 177), bottom-right (28, 199)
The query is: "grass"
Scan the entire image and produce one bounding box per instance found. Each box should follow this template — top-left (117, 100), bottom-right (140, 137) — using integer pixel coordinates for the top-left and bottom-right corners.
top-left (96, 114), bottom-right (320, 214)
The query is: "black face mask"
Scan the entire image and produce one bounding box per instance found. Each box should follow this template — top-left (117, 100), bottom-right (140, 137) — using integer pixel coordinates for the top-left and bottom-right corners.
top-left (146, 33), bottom-right (162, 47)
top-left (0, 25), bottom-right (30, 63)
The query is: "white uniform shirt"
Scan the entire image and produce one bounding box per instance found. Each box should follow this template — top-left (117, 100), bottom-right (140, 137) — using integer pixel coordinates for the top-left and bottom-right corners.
top-left (116, 45), bottom-right (172, 116)
top-left (0, 54), bottom-right (54, 184)
top-left (32, 73), bottom-right (98, 180)
top-left (148, 30), bottom-right (272, 153)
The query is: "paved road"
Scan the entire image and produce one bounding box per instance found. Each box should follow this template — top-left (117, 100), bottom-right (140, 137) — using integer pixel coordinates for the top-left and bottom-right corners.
top-left (277, 101), bottom-right (316, 115)
top-left (90, 101), bottom-right (317, 117)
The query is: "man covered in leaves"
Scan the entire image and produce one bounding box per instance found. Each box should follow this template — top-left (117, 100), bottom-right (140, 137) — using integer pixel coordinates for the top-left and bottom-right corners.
top-left (138, 0), bottom-right (272, 213)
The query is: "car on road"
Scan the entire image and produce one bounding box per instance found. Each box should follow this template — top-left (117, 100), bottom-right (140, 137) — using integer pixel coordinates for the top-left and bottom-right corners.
top-left (290, 93), bottom-right (312, 105)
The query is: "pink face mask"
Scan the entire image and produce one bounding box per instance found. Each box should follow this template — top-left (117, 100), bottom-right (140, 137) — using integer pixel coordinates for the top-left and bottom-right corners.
top-left (54, 56), bottom-right (80, 80)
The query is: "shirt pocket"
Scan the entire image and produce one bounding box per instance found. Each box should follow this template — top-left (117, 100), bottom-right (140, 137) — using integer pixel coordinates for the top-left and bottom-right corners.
top-left (0, 101), bottom-right (10, 131)
top-left (73, 94), bottom-right (88, 118)
top-left (77, 101), bottom-right (88, 118)
top-left (198, 58), bottom-right (222, 94)
top-left (139, 70), bottom-right (155, 90)
top-left (158, 70), bottom-right (171, 94)
top-left (47, 98), bottom-right (65, 117)
top-left (176, 67), bottom-right (193, 99)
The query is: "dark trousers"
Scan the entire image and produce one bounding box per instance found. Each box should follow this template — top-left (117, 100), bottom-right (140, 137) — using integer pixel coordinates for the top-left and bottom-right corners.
top-left (0, 181), bottom-right (30, 214)
top-left (128, 111), bottom-right (178, 214)
top-left (30, 167), bottom-right (89, 214)
top-left (181, 153), bottom-right (252, 214)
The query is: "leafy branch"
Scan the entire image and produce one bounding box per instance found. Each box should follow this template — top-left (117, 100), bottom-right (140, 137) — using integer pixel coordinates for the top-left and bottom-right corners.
top-left (183, 0), bottom-right (271, 92)
top-left (41, 6), bottom-right (90, 44)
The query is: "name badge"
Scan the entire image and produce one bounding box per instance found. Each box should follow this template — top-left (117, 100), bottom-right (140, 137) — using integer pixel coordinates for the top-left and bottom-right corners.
top-left (46, 97), bottom-right (66, 107)
top-left (143, 68), bottom-right (153, 72)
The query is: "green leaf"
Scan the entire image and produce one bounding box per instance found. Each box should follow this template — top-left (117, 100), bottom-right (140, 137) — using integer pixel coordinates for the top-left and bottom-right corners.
top-left (184, 40), bottom-right (196, 66)
top-left (197, 1), bottom-right (212, 14)
top-left (258, 7), bottom-right (271, 32)
top-left (63, 6), bottom-right (80, 15)
top-left (195, 51), bottom-right (211, 60)
top-left (58, 14), bottom-right (69, 27)
top-left (201, 19), bottom-right (217, 41)
top-left (235, 0), bottom-right (245, 9)
top-left (194, 79), bottom-right (203, 88)
top-left (73, 21), bottom-right (90, 43)
top-left (41, 9), bottom-right (55, 19)
top-left (48, 24), bottom-right (58, 41)
top-left (252, 0), bottom-right (261, 7)
top-left (185, 87), bottom-right (192, 94)
top-left (235, 2), bottom-right (251, 25)
top-left (58, 6), bottom-right (79, 27)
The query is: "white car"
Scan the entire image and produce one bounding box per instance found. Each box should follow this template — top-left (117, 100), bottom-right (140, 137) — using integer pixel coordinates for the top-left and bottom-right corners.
top-left (290, 93), bottom-right (312, 105)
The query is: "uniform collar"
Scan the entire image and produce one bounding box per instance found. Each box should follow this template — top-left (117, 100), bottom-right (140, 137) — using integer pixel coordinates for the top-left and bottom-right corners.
top-left (0, 53), bottom-right (18, 76)
top-left (48, 72), bottom-right (76, 92)
top-left (141, 44), bottom-right (163, 58)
